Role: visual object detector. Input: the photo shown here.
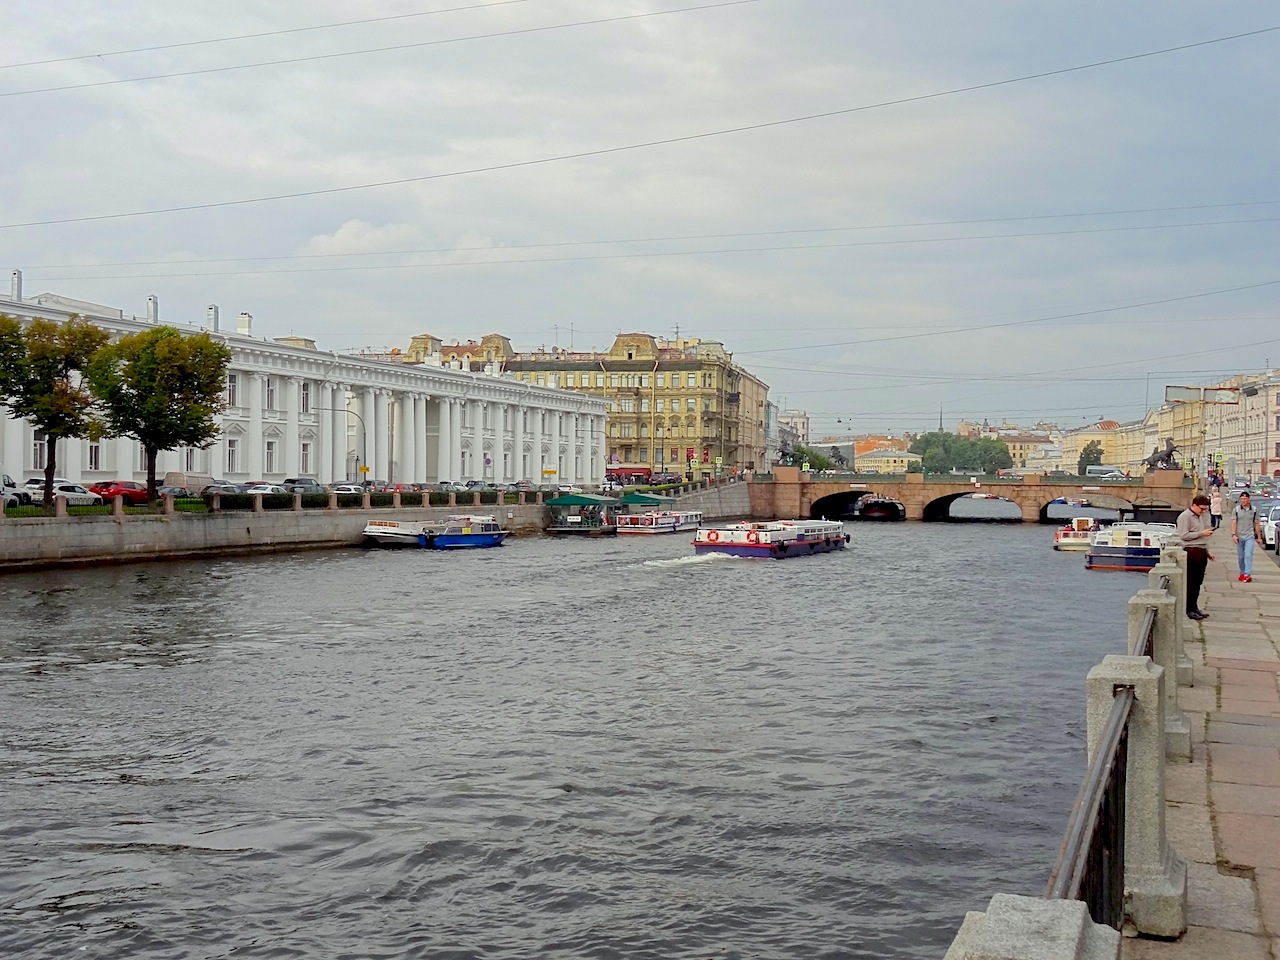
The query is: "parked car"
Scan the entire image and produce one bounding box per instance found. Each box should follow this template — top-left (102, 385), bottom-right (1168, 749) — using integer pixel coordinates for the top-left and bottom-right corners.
top-left (512, 480), bottom-right (535, 491)
top-left (331, 484), bottom-right (365, 494)
top-left (283, 478), bottom-right (326, 494)
top-left (556, 484), bottom-right (583, 493)
top-left (2, 489), bottom-right (22, 508)
top-left (156, 485), bottom-right (196, 498)
top-left (2, 471), bottom-right (32, 505)
top-left (89, 480), bottom-right (150, 505)
top-left (1261, 505), bottom-right (1280, 549)
top-left (202, 482), bottom-right (241, 495)
top-left (243, 484), bottom-right (290, 495)
top-left (25, 476), bottom-right (71, 490)
top-left (51, 483), bottom-right (104, 506)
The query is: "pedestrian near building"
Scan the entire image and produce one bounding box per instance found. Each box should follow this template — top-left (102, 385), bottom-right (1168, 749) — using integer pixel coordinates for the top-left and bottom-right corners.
top-left (1176, 494), bottom-right (1215, 621)
top-left (1232, 490), bottom-right (1264, 583)
top-left (1210, 490), bottom-right (1223, 528)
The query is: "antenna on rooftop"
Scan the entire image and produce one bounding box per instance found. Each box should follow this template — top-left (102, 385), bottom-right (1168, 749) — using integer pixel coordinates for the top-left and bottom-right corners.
top-left (938, 402), bottom-right (943, 432)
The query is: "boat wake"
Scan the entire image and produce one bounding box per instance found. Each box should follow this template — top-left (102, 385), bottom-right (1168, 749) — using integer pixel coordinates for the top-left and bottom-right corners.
top-left (641, 552), bottom-right (741, 568)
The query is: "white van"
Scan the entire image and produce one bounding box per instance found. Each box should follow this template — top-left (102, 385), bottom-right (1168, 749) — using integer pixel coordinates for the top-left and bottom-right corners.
top-left (1084, 465), bottom-right (1125, 478)
top-left (1, 468), bottom-right (32, 505)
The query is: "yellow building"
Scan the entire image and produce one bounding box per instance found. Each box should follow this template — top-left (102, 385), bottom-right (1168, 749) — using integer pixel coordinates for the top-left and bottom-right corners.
top-left (502, 334), bottom-right (769, 477)
top-left (1060, 420), bottom-right (1124, 472)
top-left (858, 448), bottom-right (922, 474)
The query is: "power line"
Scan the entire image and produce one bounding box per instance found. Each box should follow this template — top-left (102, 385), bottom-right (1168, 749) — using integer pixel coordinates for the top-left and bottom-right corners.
top-left (0, 1), bottom-right (537, 70)
top-left (0, 1), bottom-right (760, 98)
top-left (4, 22), bottom-right (1275, 230)
top-left (23, 204), bottom-right (1280, 272)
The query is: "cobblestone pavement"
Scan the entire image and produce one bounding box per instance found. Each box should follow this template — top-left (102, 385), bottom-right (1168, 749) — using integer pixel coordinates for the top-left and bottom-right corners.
top-left (1124, 540), bottom-right (1280, 959)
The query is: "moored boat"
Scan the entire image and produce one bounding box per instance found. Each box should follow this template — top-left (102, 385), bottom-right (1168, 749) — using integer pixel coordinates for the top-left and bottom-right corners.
top-left (1084, 522), bottom-right (1176, 571)
top-left (1053, 516), bottom-right (1099, 551)
top-left (692, 519), bottom-right (848, 558)
top-left (616, 510), bottom-right (703, 534)
top-left (363, 519), bottom-right (432, 547)
top-left (419, 514), bottom-right (507, 549)
top-left (544, 493), bottom-right (619, 537)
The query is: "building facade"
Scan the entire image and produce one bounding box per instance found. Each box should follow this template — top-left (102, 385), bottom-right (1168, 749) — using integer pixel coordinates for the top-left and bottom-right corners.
top-left (500, 333), bottom-right (769, 479)
top-left (1, 273), bottom-right (607, 488)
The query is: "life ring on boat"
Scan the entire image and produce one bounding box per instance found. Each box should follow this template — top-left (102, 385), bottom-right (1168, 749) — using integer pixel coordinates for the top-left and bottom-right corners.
top-left (706, 529), bottom-right (720, 542)
top-left (746, 531), bottom-right (759, 544)
top-left (641, 517), bottom-right (652, 525)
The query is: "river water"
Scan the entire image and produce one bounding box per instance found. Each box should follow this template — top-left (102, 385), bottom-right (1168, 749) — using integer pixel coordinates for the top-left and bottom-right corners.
top-left (0, 521), bottom-right (1142, 959)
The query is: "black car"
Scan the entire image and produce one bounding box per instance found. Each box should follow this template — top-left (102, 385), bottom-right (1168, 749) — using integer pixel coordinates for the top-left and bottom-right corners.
top-left (284, 478), bottom-right (326, 494)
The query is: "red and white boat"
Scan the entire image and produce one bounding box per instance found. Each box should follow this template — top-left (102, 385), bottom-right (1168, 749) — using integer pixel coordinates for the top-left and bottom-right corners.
top-left (692, 519), bottom-right (848, 558)
top-left (616, 510), bottom-right (703, 535)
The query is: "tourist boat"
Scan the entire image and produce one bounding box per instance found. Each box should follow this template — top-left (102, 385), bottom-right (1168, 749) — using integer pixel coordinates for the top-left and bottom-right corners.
top-left (362, 515), bottom-right (507, 549)
top-left (692, 519), bottom-right (848, 558)
top-left (616, 510), bottom-right (703, 535)
top-left (855, 496), bottom-right (906, 520)
top-left (1084, 522), bottom-right (1177, 571)
top-left (420, 515), bottom-right (507, 549)
top-left (1053, 516), bottom-right (1099, 551)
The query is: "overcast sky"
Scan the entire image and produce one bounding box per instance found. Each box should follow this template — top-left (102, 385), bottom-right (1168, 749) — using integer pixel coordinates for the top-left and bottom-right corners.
top-left (3, 1), bottom-right (1277, 438)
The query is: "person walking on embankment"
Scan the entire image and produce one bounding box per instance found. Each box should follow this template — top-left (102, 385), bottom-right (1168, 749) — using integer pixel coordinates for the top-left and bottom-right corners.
top-left (1176, 494), bottom-right (1215, 621)
top-left (1210, 490), bottom-right (1223, 528)
top-left (1232, 490), bottom-right (1264, 583)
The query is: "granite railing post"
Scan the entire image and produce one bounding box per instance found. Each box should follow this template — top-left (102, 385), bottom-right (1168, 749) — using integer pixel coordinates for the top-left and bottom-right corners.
top-left (1086, 655), bottom-right (1186, 938)
top-left (211, 493), bottom-right (221, 512)
top-left (361, 492), bottom-right (371, 510)
top-left (1127, 589), bottom-right (1190, 760)
top-left (111, 494), bottom-right (125, 518)
top-left (162, 494), bottom-right (175, 515)
top-left (944, 894), bottom-right (1118, 960)
top-left (327, 492), bottom-right (338, 510)
top-left (392, 492), bottom-right (401, 508)
top-left (252, 493), bottom-right (264, 514)
top-left (292, 493), bottom-right (303, 511)
top-left (472, 492), bottom-right (481, 507)
top-left (448, 492), bottom-right (457, 507)
top-left (518, 492), bottom-right (526, 505)
top-left (55, 495), bottom-right (68, 518)
top-left (1153, 547), bottom-right (1193, 685)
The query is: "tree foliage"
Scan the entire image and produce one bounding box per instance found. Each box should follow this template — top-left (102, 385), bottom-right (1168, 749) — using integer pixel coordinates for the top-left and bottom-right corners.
top-left (907, 431), bottom-right (1013, 474)
top-left (0, 314), bottom-right (110, 505)
top-left (88, 326), bottom-right (232, 498)
top-left (792, 443), bottom-right (835, 471)
top-left (1077, 440), bottom-right (1104, 475)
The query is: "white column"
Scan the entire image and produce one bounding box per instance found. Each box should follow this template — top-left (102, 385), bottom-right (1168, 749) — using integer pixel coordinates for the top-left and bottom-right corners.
top-left (395, 393), bottom-right (412, 483)
top-left (319, 383), bottom-right (333, 479)
top-left (247, 373), bottom-right (263, 479)
top-left (63, 436), bottom-right (83, 484)
top-left (284, 377), bottom-right (301, 478)
top-left (331, 385), bottom-right (348, 481)
top-left (212, 424), bottom-right (227, 482)
top-left (373, 389), bottom-right (389, 483)
top-left (532, 409), bottom-right (544, 483)
top-left (473, 401), bottom-right (485, 480)
top-left (360, 386), bottom-right (376, 479)
top-left (3, 413), bottom-right (25, 479)
top-left (573, 415), bottom-right (584, 484)
top-left (596, 415), bottom-right (607, 484)
top-left (512, 404), bottom-right (525, 482)
top-left (413, 395), bottom-right (428, 483)
top-left (453, 399), bottom-right (468, 481)
top-left (436, 397), bottom-right (451, 482)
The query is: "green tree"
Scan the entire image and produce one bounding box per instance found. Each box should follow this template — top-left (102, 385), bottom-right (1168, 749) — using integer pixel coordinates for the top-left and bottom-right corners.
top-left (88, 326), bottom-right (232, 499)
top-left (905, 459), bottom-right (923, 474)
top-left (1077, 440), bottom-right (1103, 475)
top-left (909, 431), bottom-right (1011, 474)
top-left (793, 443), bottom-right (835, 471)
top-left (0, 314), bottom-right (110, 506)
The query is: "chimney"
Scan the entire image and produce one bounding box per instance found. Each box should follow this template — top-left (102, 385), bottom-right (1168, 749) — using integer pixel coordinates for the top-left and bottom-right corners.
top-left (207, 305), bottom-right (220, 332)
top-left (146, 295), bottom-right (159, 322)
top-left (10, 269), bottom-right (23, 302)
top-left (237, 312), bottom-right (253, 336)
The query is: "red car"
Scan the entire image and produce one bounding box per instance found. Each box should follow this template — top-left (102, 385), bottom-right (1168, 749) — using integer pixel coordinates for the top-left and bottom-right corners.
top-left (89, 480), bottom-right (150, 505)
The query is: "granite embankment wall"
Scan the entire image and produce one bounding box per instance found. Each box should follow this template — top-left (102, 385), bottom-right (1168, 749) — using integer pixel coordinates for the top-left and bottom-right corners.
top-left (0, 505), bottom-right (550, 573)
top-left (668, 479), bottom-right (751, 519)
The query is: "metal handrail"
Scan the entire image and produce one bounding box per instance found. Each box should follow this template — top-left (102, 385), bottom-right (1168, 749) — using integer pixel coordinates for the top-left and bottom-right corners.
top-left (1046, 686), bottom-right (1134, 929)
top-left (1128, 575), bottom-right (1170, 658)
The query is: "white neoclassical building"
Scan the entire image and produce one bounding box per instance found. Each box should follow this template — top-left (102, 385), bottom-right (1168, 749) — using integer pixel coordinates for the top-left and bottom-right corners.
top-left (1, 272), bottom-right (608, 487)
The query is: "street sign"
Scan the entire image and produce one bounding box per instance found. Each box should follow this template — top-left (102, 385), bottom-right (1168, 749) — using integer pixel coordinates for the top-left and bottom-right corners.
top-left (1183, 460), bottom-right (1195, 471)
top-left (358, 465), bottom-right (369, 473)
top-left (801, 461), bottom-right (810, 471)
top-left (541, 468), bottom-right (557, 476)
top-left (714, 456), bottom-right (723, 466)
top-left (1214, 451), bottom-right (1225, 464)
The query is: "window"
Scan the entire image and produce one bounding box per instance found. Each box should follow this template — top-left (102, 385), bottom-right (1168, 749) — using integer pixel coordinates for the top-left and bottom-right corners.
top-left (639, 424), bottom-right (648, 438)
top-left (641, 374), bottom-right (650, 388)
top-left (301, 442), bottom-right (312, 475)
top-left (656, 398), bottom-right (665, 412)
top-left (687, 373), bottom-right (697, 388)
top-left (596, 373), bottom-right (604, 387)
top-left (640, 399), bottom-right (649, 413)
top-left (265, 440), bottom-right (277, 474)
top-left (620, 424), bottom-right (634, 438)
top-left (704, 399), bottom-right (713, 412)
top-left (227, 438), bottom-right (239, 473)
top-left (185, 448), bottom-right (196, 471)
top-left (656, 423), bottom-right (665, 438)
top-left (621, 399), bottom-right (634, 413)
top-left (564, 373), bottom-right (575, 387)
top-left (656, 374), bottom-right (665, 387)
top-left (88, 442), bottom-right (101, 471)
top-left (138, 446), bottom-right (148, 471)
top-left (226, 373), bottom-right (238, 406)
top-left (265, 378), bottom-right (276, 411)
top-left (537, 375), bottom-right (545, 386)
top-left (301, 382), bottom-right (312, 413)
top-left (610, 374), bottom-right (619, 388)
top-left (609, 423), bottom-right (618, 437)
top-left (687, 398), bottom-right (696, 411)
top-left (640, 447), bottom-right (648, 461)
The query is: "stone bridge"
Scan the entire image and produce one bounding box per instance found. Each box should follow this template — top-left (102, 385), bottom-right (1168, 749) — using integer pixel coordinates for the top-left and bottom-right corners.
top-left (748, 466), bottom-right (1195, 523)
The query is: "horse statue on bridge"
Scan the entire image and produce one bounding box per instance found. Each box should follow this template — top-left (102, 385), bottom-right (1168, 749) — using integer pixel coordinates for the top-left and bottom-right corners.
top-left (1142, 437), bottom-right (1180, 472)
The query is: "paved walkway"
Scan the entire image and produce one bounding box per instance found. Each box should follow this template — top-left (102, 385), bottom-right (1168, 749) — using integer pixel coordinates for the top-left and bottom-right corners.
top-left (1125, 541), bottom-right (1280, 959)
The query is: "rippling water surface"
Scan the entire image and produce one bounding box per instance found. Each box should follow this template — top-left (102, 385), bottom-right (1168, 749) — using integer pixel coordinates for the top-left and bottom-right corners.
top-left (0, 523), bottom-right (1141, 959)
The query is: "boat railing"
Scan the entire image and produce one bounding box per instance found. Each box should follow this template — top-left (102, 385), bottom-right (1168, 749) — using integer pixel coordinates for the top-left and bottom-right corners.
top-left (948, 551), bottom-right (1191, 954)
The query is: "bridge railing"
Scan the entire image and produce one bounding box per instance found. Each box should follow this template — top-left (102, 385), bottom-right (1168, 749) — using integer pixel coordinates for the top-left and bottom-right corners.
top-left (945, 554), bottom-right (1190, 958)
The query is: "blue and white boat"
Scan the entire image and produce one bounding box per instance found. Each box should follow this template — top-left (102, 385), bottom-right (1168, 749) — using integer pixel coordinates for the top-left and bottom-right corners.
top-left (692, 519), bottom-right (848, 558)
top-left (1084, 522), bottom-right (1176, 571)
top-left (420, 514), bottom-right (507, 550)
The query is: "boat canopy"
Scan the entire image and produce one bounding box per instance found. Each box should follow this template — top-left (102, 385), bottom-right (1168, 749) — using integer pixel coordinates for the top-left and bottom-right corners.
top-left (544, 493), bottom-right (621, 507)
top-left (619, 492), bottom-right (676, 506)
